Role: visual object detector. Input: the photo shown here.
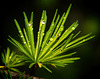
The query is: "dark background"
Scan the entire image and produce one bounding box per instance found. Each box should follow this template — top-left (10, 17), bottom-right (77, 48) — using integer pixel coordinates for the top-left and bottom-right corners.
top-left (0, 0), bottom-right (100, 79)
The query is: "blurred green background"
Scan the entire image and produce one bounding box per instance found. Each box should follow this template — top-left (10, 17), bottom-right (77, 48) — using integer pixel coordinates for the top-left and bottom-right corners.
top-left (0, 0), bottom-right (100, 79)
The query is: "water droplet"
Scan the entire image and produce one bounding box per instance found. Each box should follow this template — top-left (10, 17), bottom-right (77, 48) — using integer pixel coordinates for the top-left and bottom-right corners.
top-left (45, 48), bottom-right (47, 49)
top-left (83, 39), bottom-right (86, 41)
top-left (32, 28), bottom-right (33, 30)
top-left (28, 23), bottom-right (31, 27)
top-left (52, 23), bottom-right (54, 26)
top-left (23, 42), bottom-right (26, 44)
top-left (28, 22), bottom-right (33, 27)
top-left (39, 28), bottom-right (41, 31)
top-left (21, 35), bottom-right (23, 38)
top-left (90, 37), bottom-right (93, 39)
top-left (61, 25), bottom-right (63, 27)
top-left (66, 46), bottom-right (68, 48)
top-left (50, 48), bottom-right (53, 51)
top-left (58, 33), bottom-right (61, 36)
top-left (9, 56), bottom-right (11, 59)
top-left (42, 20), bottom-right (45, 24)
top-left (41, 17), bottom-right (43, 19)
top-left (43, 33), bottom-right (44, 36)
top-left (60, 27), bottom-right (64, 31)
top-left (50, 38), bottom-right (53, 41)
top-left (19, 31), bottom-right (21, 33)
top-left (72, 27), bottom-right (75, 30)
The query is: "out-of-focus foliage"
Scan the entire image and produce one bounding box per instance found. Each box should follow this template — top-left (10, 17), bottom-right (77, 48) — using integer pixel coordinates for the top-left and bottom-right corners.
top-left (0, 48), bottom-right (25, 73)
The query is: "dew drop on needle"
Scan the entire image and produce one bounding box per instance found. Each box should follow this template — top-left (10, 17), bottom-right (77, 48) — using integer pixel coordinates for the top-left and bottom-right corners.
top-left (50, 38), bottom-right (53, 41)
top-left (43, 33), bottom-right (44, 36)
top-left (23, 42), bottom-right (26, 44)
top-left (72, 27), bottom-right (75, 30)
top-left (42, 20), bottom-right (45, 24)
top-left (21, 35), bottom-right (23, 38)
top-left (19, 31), bottom-right (21, 33)
top-left (28, 23), bottom-right (31, 27)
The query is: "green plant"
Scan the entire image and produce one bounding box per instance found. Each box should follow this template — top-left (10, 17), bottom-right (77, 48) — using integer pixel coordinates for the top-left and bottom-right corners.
top-left (0, 47), bottom-right (25, 73)
top-left (5, 4), bottom-right (94, 75)
top-left (8, 4), bottom-right (95, 73)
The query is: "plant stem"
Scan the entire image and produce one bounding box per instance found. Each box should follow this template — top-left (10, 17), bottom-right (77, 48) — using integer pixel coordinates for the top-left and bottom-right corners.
top-left (29, 64), bottom-right (38, 76)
